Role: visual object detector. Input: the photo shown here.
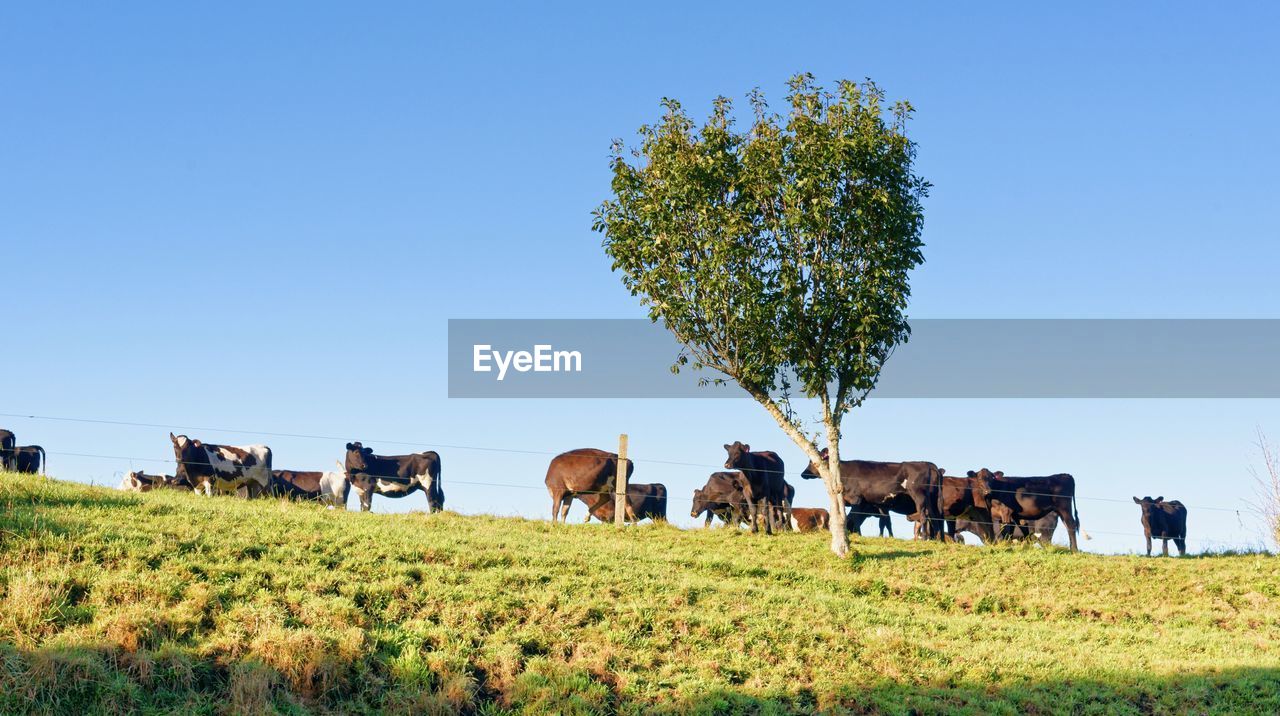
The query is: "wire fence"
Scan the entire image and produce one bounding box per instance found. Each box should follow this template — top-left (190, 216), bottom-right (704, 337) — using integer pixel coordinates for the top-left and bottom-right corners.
top-left (1, 410), bottom-right (1269, 551)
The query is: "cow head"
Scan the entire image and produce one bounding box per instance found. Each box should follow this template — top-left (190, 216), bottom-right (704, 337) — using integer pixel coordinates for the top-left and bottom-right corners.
top-left (723, 442), bottom-right (751, 471)
top-left (801, 448), bottom-right (829, 481)
top-left (344, 441), bottom-right (377, 494)
top-left (691, 488), bottom-right (708, 518)
top-left (968, 468), bottom-right (1009, 517)
top-left (170, 433), bottom-right (201, 481)
top-left (120, 471), bottom-right (145, 492)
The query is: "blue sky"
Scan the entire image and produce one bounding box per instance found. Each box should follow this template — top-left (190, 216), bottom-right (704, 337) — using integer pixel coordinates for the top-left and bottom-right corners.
top-left (3, 2), bottom-right (1277, 552)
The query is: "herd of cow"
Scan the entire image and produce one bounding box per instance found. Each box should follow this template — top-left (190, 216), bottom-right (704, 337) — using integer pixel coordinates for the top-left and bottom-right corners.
top-left (1, 428), bottom-right (1192, 556)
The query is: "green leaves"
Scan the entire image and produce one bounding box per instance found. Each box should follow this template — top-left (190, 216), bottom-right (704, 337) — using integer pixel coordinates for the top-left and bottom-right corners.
top-left (594, 74), bottom-right (928, 422)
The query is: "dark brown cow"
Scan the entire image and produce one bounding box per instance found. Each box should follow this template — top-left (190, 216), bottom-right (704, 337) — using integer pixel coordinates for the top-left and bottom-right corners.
top-left (723, 441), bottom-right (788, 534)
top-left (1133, 496), bottom-right (1188, 556)
top-left (790, 507), bottom-right (830, 532)
top-left (953, 513), bottom-right (1058, 545)
top-left (845, 503), bottom-right (896, 537)
top-left (802, 450), bottom-right (943, 539)
top-left (344, 442), bottom-right (443, 513)
top-left (545, 448), bottom-right (633, 523)
top-left (12, 445), bottom-right (45, 474)
top-left (0, 429), bottom-right (15, 471)
top-left (970, 468), bottom-right (1082, 551)
top-left (580, 482), bottom-right (667, 524)
top-left (938, 474), bottom-right (994, 543)
top-left (691, 471), bottom-right (750, 527)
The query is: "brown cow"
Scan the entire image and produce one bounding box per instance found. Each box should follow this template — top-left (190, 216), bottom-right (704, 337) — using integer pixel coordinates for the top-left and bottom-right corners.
top-left (971, 468), bottom-right (1082, 551)
top-left (580, 482), bottom-right (667, 524)
top-left (790, 507), bottom-right (830, 532)
top-left (691, 471), bottom-right (750, 527)
top-left (938, 473), bottom-right (994, 543)
top-left (802, 450), bottom-right (943, 539)
top-left (545, 448), bottom-right (634, 523)
top-left (723, 441), bottom-right (788, 534)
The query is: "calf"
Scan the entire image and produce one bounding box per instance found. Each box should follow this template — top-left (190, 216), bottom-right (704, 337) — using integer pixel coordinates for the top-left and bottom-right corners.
top-left (802, 449), bottom-right (943, 539)
top-left (845, 502), bottom-right (897, 537)
top-left (12, 445), bottom-right (45, 474)
top-left (971, 468), bottom-right (1082, 551)
top-left (938, 474), bottom-right (994, 543)
top-left (691, 471), bottom-right (750, 527)
top-left (272, 470), bottom-right (350, 509)
top-left (0, 429), bottom-right (15, 471)
top-left (1133, 496), bottom-right (1188, 556)
top-left (581, 482), bottom-right (667, 524)
top-left (790, 507), bottom-right (830, 533)
top-left (344, 442), bottom-right (443, 513)
top-left (171, 433), bottom-right (271, 497)
top-left (120, 471), bottom-right (191, 493)
top-left (545, 448), bottom-right (633, 523)
top-left (723, 441), bottom-right (789, 534)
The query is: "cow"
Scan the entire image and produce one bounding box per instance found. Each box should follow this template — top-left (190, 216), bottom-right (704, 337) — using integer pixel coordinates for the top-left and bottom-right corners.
top-left (790, 507), bottom-right (830, 533)
top-left (970, 468), bottom-right (1082, 551)
top-left (802, 449), bottom-right (943, 539)
top-left (691, 471), bottom-right (751, 527)
top-left (344, 442), bottom-right (443, 513)
top-left (952, 513), bottom-right (1058, 545)
top-left (845, 501), bottom-right (901, 537)
top-left (545, 448), bottom-right (632, 523)
top-left (13, 445), bottom-right (46, 474)
top-left (0, 429), bottom-right (15, 471)
top-left (1133, 496), bottom-right (1188, 557)
top-left (119, 471), bottom-right (191, 493)
top-left (580, 482), bottom-right (667, 524)
top-left (723, 441), bottom-right (788, 534)
top-left (272, 470), bottom-right (350, 509)
top-left (170, 432), bottom-right (271, 497)
top-left (938, 474), bottom-right (994, 543)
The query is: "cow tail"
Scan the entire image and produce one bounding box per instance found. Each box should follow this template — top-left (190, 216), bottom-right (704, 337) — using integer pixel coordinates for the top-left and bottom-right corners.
top-left (38, 446), bottom-right (46, 475)
top-left (1074, 489), bottom-right (1091, 541)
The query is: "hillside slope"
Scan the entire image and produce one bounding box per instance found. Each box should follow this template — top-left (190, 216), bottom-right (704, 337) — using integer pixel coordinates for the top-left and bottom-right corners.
top-left (1, 473), bottom-right (1278, 715)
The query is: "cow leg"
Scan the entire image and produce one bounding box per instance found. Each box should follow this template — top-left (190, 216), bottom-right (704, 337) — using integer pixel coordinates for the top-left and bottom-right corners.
top-left (1174, 536), bottom-right (1186, 556)
top-left (762, 498), bottom-right (774, 535)
top-left (704, 513), bottom-right (713, 528)
top-left (1161, 538), bottom-right (1169, 557)
top-left (557, 495), bottom-right (574, 523)
top-left (1055, 506), bottom-right (1079, 552)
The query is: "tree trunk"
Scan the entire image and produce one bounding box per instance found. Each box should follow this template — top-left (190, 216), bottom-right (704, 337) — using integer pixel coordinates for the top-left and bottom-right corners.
top-left (823, 420), bottom-right (849, 558)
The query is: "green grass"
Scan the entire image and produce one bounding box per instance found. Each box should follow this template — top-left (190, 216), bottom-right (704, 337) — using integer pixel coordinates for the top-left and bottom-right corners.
top-left (1, 472), bottom-right (1278, 715)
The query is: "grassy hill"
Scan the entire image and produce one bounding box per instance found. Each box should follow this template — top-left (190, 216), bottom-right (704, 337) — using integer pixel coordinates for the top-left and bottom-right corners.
top-left (1, 473), bottom-right (1278, 715)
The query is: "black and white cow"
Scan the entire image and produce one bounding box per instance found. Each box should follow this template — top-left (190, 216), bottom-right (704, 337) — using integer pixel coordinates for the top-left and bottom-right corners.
top-left (170, 432), bottom-right (272, 497)
top-left (344, 442), bottom-right (443, 513)
top-left (120, 471), bottom-right (192, 493)
top-left (13, 445), bottom-right (45, 474)
top-left (0, 429), bottom-right (15, 471)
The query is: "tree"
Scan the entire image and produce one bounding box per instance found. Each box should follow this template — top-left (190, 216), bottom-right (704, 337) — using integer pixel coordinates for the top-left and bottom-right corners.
top-left (593, 73), bottom-right (929, 557)
top-left (1252, 428), bottom-right (1280, 549)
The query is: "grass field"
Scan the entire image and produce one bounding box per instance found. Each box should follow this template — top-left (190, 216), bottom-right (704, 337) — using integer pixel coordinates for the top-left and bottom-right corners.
top-left (1, 472), bottom-right (1278, 714)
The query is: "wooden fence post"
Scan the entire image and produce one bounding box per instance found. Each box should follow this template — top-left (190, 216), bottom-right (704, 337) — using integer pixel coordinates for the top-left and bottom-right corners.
top-left (615, 433), bottom-right (629, 528)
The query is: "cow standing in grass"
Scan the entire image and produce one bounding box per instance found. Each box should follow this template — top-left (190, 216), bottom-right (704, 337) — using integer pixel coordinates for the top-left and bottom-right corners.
top-left (170, 433), bottom-right (271, 497)
top-left (691, 471), bottom-right (750, 527)
top-left (580, 482), bottom-right (667, 524)
top-left (0, 429), bottom-right (15, 471)
top-left (723, 441), bottom-right (788, 534)
top-left (1133, 496), bottom-right (1188, 557)
top-left (971, 468), bottom-right (1082, 552)
top-left (803, 450), bottom-right (943, 539)
top-left (12, 445), bottom-right (45, 474)
top-left (344, 442), bottom-right (443, 513)
top-left (545, 448), bottom-right (632, 523)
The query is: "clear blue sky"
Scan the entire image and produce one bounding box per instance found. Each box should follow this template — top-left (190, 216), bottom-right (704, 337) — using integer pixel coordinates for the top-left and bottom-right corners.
top-left (3, 2), bottom-right (1277, 552)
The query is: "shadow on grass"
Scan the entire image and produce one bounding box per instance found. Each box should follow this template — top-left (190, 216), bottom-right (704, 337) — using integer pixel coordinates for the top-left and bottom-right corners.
top-left (1, 642), bottom-right (1277, 715)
